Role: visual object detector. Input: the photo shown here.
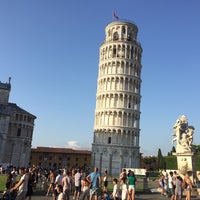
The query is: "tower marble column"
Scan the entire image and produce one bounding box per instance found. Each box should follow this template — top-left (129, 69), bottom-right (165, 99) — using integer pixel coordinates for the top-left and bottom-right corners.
top-left (92, 20), bottom-right (143, 175)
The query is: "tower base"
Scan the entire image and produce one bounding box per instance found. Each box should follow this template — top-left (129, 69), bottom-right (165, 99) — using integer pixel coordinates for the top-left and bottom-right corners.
top-left (92, 144), bottom-right (140, 175)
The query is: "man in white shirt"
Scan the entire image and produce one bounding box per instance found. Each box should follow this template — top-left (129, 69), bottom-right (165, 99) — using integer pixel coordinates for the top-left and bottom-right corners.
top-left (73, 169), bottom-right (81, 200)
top-left (168, 171), bottom-right (175, 200)
top-left (55, 170), bottom-right (64, 186)
top-left (10, 167), bottom-right (29, 200)
top-left (54, 170), bottom-right (64, 200)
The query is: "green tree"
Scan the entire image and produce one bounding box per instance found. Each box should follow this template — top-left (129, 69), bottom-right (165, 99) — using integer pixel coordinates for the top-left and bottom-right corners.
top-left (142, 156), bottom-right (157, 170)
top-left (157, 148), bottom-right (165, 170)
top-left (192, 145), bottom-right (200, 154)
top-left (167, 146), bottom-right (176, 156)
top-left (165, 156), bottom-right (177, 169)
top-left (172, 146), bottom-right (176, 153)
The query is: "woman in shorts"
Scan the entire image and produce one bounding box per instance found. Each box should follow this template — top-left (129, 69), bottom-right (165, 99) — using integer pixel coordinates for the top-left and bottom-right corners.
top-left (127, 171), bottom-right (136, 200)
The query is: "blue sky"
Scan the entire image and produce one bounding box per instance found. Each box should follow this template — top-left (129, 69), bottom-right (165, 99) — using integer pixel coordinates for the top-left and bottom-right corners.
top-left (0, 1), bottom-right (200, 156)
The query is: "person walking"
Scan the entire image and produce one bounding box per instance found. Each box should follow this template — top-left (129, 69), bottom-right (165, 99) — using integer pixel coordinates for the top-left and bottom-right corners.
top-left (73, 169), bottom-right (81, 200)
top-left (168, 171), bottom-right (175, 200)
top-left (27, 168), bottom-right (37, 200)
top-left (10, 167), bottom-right (29, 200)
top-left (54, 170), bottom-right (64, 200)
top-left (110, 178), bottom-right (119, 200)
top-left (62, 171), bottom-right (71, 200)
top-left (46, 169), bottom-right (55, 196)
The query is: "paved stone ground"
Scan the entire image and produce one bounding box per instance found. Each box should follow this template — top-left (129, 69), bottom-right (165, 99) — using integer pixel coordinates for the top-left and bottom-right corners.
top-left (29, 193), bottom-right (199, 200)
top-left (1, 178), bottom-right (199, 200)
top-left (1, 192), bottom-right (199, 200)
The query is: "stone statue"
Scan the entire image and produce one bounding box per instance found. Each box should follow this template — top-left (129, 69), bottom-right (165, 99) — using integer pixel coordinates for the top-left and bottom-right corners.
top-left (172, 115), bottom-right (195, 153)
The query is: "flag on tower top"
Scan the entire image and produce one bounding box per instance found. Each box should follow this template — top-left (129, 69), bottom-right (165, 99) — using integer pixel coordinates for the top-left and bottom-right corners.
top-left (112, 11), bottom-right (119, 20)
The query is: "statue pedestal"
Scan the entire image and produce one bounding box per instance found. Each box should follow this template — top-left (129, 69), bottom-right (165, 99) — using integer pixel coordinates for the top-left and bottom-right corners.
top-left (173, 152), bottom-right (197, 184)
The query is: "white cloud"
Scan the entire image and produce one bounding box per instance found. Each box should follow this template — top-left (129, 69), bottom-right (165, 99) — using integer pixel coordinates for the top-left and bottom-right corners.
top-left (66, 141), bottom-right (80, 149)
top-left (65, 141), bottom-right (92, 150)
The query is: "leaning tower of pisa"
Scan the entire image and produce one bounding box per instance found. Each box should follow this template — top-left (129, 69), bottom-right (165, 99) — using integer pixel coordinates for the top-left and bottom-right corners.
top-left (92, 20), bottom-right (143, 175)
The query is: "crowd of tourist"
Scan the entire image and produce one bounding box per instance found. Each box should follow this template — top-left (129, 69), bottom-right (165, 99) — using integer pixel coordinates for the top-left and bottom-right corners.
top-left (158, 170), bottom-right (193, 200)
top-left (1, 165), bottom-right (91, 200)
top-left (1, 166), bottom-right (197, 200)
top-left (1, 165), bottom-right (139, 200)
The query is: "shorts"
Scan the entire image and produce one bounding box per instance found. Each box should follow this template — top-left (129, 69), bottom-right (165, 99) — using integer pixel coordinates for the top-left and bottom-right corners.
top-left (81, 189), bottom-right (90, 199)
top-left (75, 186), bottom-right (81, 192)
top-left (175, 189), bottom-right (181, 196)
top-left (128, 185), bottom-right (135, 191)
top-left (169, 188), bottom-right (175, 195)
top-left (90, 187), bottom-right (98, 196)
top-left (64, 189), bottom-right (70, 197)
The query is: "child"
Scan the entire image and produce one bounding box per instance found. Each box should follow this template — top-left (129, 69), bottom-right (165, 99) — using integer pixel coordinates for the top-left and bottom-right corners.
top-left (110, 178), bottom-right (119, 200)
top-left (56, 185), bottom-right (65, 200)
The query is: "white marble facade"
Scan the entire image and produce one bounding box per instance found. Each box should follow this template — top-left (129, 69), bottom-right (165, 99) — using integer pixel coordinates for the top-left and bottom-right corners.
top-left (0, 79), bottom-right (36, 167)
top-left (92, 21), bottom-right (142, 175)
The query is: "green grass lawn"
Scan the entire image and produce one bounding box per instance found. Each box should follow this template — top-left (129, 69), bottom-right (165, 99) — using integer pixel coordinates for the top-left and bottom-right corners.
top-left (105, 176), bottom-right (156, 193)
top-left (0, 175), bottom-right (7, 192)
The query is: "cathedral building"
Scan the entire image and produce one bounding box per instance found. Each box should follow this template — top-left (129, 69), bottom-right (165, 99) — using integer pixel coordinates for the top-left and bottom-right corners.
top-left (92, 20), bottom-right (142, 175)
top-left (0, 78), bottom-right (36, 167)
